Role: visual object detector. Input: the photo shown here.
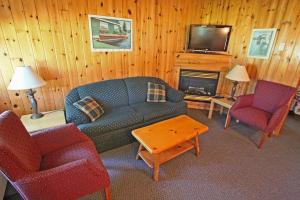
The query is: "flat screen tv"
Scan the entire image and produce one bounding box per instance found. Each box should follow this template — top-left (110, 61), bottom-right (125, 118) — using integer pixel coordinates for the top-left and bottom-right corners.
top-left (186, 24), bottom-right (232, 52)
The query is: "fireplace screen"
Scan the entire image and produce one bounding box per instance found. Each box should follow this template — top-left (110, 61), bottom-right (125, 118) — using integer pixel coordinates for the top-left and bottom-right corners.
top-left (179, 69), bottom-right (220, 101)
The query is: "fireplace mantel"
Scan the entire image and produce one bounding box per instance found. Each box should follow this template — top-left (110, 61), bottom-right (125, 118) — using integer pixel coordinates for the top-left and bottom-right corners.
top-left (174, 52), bottom-right (232, 109)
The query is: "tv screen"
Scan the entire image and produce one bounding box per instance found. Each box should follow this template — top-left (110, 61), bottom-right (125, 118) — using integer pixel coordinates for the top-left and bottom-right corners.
top-left (187, 25), bottom-right (232, 52)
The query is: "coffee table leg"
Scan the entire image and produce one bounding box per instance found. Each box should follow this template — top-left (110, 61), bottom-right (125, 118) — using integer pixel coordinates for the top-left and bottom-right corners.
top-left (136, 144), bottom-right (144, 160)
top-left (153, 154), bottom-right (160, 181)
top-left (194, 135), bottom-right (201, 157)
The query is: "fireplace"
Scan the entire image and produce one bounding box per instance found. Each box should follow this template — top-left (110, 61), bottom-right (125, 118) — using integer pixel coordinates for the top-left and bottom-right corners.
top-left (179, 69), bottom-right (220, 102)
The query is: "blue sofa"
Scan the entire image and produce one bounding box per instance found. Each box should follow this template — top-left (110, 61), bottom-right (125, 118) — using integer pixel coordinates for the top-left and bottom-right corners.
top-left (65, 77), bottom-right (187, 152)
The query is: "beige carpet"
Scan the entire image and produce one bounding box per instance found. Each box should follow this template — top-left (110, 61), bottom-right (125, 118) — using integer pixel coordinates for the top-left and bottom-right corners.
top-left (84, 109), bottom-right (300, 200)
top-left (6, 109), bottom-right (300, 200)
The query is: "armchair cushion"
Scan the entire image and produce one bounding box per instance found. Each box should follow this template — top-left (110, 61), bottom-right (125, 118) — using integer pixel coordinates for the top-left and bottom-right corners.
top-left (31, 123), bottom-right (90, 155)
top-left (16, 159), bottom-right (109, 200)
top-left (230, 94), bottom-right (254, 111)
top-left (231, 107), bottom-right (272, 130)
top-left (253, 80), bottom-right (296, 113)
top-left (40, 141), bottom-right (103, 171)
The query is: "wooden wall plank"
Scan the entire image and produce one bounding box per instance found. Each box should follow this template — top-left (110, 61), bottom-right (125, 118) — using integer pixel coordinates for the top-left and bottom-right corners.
top-left (0, 0), bottom-right (299, 115)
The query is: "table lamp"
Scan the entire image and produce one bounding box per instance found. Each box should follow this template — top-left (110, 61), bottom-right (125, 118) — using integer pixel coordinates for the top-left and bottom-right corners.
top-left (8, 66), bottom-right (46, 119)
top-left (225, 65), bottom-right (250, 101)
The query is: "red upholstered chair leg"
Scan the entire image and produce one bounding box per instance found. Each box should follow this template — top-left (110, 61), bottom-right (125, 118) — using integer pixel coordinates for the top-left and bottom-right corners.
top-left (105, 186), bottom-right (111, 200)
top-left (258, 132), bottom-right (269, 149)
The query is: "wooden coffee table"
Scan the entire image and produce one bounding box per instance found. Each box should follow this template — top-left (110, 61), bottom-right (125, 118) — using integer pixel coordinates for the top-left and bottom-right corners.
top-left (132, 115), bottom-right (208, 181)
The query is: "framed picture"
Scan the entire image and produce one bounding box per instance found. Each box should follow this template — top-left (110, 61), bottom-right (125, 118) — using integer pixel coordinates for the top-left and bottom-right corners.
top-left (88, 15), bottom-right (132, 52)
top-left (247, 28), bottom-right (277, 59)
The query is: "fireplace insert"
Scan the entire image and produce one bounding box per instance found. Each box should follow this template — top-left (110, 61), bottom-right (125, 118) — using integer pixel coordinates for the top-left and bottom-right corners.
top-left (179, 69), bottom-right (220, 102)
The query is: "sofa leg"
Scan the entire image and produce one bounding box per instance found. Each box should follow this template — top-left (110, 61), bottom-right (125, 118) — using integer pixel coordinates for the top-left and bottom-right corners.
top-left (258, 133), bottom-right (268, 149)
top-left (105, 186), bottom-right (111, 200)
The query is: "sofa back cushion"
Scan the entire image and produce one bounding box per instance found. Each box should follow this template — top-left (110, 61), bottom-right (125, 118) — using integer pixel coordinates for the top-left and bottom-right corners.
top-left (76, 79), bottom-right (129, 111)
top-left (253, 80), bottom-right (296, 113)
top-left (124, 77), bottom-right (168, 105)
top-left (0, 111), bottom-right (41, 181)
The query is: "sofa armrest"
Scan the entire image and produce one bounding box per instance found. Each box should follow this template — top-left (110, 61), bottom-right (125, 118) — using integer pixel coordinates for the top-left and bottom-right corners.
top-left (231, 94), bottom-right (254, 112)
top-left (265, 105), bottom-right (289, 134)
top-left (65, 89), bottom-right (90, 125)
top-left (31, 123), bottom-right (91, 155)
top-left (167, 87), bottom-right (185, 102)
top-left (15, 159), bottom-right (109, 200)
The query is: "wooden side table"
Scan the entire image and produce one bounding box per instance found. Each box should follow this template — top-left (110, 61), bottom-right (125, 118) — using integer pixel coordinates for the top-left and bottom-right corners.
top-left (208, 97), bottom-right (235, 127)
top-left (20, 109), bottom-right (66, 133)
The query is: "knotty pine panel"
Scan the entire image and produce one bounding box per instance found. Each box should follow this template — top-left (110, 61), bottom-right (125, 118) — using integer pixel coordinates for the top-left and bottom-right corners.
top-left (0, 0), bottom-right (202, 115)
top-left (0, 0), bottom-right (300, 115)
top-left (196, 0), bottom-right (300, 96)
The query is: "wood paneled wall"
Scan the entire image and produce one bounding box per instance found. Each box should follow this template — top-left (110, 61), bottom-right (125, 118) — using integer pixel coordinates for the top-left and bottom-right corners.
top-left (0, 0), bottom-right (300, 115)
top-left (0, 0), bottom-right (205, 115)
top-left (197, 0), bottom-right (300, 96)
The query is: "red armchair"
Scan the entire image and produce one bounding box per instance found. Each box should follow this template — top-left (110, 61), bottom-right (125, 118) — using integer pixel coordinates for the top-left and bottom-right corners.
top-left (225, 80), bottom-right (296, 149)
top-left (0, 111), bottom-right (110, 200)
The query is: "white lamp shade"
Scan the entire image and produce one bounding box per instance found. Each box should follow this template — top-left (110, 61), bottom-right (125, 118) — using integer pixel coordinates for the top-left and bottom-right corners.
top-left (225, 65), bottom-right (250, 82)
top-left (8, 66), bottom-right (46, 90)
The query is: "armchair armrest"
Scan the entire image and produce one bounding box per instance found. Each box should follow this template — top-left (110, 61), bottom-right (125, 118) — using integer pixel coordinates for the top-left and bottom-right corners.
top-left (167, 87), bottom-right (185, 102)
top-left (265, 105), bottom-right (289, 134)
top-left (16, 159), bottom-right (109, 200)
top-left (31, 123), bottom-right (90, 155)
top-left (231, 94), bottom-right (254, 111)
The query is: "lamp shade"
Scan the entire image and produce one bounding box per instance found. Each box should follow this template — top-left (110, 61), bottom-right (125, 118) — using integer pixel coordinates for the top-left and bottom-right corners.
top-left (8, 66), bottom-right (46, 90)
top-left (225, 65), bottom-right (250, 82)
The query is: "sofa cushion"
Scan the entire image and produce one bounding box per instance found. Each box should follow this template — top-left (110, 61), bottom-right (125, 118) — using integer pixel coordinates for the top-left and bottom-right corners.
top-left (77, 106), bottom-right (143, 137)
top-left (124, 77), bottom-right (168, 105)
top-left (73, 96), bottom-right (104, 122)
top-left (130, 101), bottom-right (186, 121)
top-left (231, 106), bottom-right (272, 131)
top-left (76, 79), bottom-right (129, 110)
top-left (147, 82), bottom-right (166, 102)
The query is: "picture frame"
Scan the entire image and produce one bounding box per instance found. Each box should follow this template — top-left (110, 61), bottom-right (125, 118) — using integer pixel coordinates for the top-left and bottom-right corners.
top-left (247, 28), bottom-right (277, 59)
top-left (88, 15), bottom-right (132, 52)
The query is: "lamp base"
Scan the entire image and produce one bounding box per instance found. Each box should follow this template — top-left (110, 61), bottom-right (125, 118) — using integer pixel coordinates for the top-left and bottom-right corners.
top-left (27, 89), bottom-right (43, 120)
top-left (229, 81), bottom-right (239, 100)
top-left (30, 113), bottom-right (44, 119)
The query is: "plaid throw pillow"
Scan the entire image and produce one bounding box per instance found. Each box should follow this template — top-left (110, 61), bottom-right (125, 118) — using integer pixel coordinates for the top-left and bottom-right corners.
top-left (73, 96), bottom-right (104, 122)
top-left (147, 82), bottom-right (166, 102)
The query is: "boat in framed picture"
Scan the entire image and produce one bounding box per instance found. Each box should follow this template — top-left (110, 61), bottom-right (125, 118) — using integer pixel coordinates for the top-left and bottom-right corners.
top-left (88, 15), bottom-right (132, 52)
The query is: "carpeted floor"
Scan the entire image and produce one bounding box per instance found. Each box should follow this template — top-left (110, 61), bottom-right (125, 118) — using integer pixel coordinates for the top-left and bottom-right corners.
top-left (6, 109), bottom-right (300, 200)
top-left (86, 109), bottom-right (300, 200)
